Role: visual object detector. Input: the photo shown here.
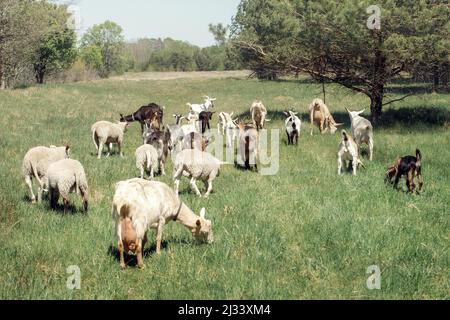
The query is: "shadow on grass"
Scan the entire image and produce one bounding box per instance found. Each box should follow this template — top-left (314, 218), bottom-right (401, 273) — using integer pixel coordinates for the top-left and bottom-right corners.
top-left (236, 106), bottom-right (450, 129)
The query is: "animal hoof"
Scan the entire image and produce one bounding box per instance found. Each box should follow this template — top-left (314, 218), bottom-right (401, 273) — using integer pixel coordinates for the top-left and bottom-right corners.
top-left (120, 264), bottom-right (126, 270)
top-left (138, 264), bottom-right (145, 270)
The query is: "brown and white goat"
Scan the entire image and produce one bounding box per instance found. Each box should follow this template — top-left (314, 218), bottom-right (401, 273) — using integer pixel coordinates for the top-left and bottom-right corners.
top-left (309, 98), bottom-right (343, 135)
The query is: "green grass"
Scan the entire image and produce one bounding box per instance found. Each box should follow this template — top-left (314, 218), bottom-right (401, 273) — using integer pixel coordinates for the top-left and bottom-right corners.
top-left (0, 76), bottom-right (449, 299)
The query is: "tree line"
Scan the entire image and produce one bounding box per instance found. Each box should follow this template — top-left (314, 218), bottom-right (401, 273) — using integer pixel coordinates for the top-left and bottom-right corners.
top-left (230, 0), bottom-right (450, 122)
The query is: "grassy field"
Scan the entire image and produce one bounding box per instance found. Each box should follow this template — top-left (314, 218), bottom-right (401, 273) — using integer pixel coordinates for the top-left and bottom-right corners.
top-left (0, 74), bottom-right (448, 299)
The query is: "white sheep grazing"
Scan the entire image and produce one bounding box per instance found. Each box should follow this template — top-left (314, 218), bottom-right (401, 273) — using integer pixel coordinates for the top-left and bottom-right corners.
top-left (91, 121), bottom-right (128, 159)
top-left (346, 108), bottom-right (374, 161)
top-left (22, 145), bottom-right (70, 203)
top-left (338, 130), bottom-right (364, 176)
top-left (135, 144), bottom-right (159, 180)
top-left (173, 149), bottom-right (222, 198)
top-left (309, 98), bottom-right (343, 135)
top-left (187, 96), bottom-right (216, 114)
top-left (218, 112), bottom-right (238, 147)
top-left (45, 159), bottom-right (89, 213)
top-left (250, 100), bottom-right (270, 130)
top-left (112, 178), bottom-right (213, 269)
top-left (283, 111), bottom-right (301, 145)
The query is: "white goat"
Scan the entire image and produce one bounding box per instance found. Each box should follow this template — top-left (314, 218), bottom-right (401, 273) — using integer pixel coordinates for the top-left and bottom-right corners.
top-left (346, 108), bottom-right (374, 161)
top-left (250, 100), bottom-right (270, 130)
top-left (338, 130), bottom-right (364, 176)
top-left (187, 96), bottom-right (216, 114)
top-left (112, 178), bottom-right (213, 269)
top-left (283, 111), bottom-right (301, 145)
top-left (217, 112), bottom-right (238, 147)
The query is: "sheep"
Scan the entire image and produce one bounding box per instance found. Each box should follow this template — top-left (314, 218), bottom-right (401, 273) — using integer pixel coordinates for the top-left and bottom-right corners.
top-left (237, 123), bottom-right (259, 171)
top-left (112, 178), bottom-right (213, 269)
top-left (338, 130), bottom-right (365, 176)
top-left (181, 132), bottom-right (209, 152)
top-left (218, 112), bottom-right (238, 147)
top-left (346, 108), bottom-right (374, 161)
top-left (144, 129), bottom-right (171, 176)
top-left (45, 159), bottom-right (89, 213)
top-left (91, 120), bottom-right (129, 159)
top-left (250, 100), bottom-right (270, 131)
top-left (22, 145), bottom-right (70, 203)
top-left (187, 96), bottom-right (216, 114)
top-left (309, 98), bottom-right (343, 135)
top-left (283, 111), bottom-right (301, 145)
top-left (173, 149), bottom-right (222, 198)
top-left (135, 144), bottom-right (159, 180)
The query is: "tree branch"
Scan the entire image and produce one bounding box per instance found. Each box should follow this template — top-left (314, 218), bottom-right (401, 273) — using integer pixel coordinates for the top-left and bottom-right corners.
top-left (382, 93), bottom-right (415, 106)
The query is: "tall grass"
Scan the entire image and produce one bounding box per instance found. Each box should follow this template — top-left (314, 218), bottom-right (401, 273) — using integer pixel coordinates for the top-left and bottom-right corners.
top-left (0, 76), bottom-right (448, 299)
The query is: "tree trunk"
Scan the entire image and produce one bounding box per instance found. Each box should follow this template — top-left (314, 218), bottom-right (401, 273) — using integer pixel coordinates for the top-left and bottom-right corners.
top-left (441, 62), bottom-right (449, 88)
top-left (322, 81), bottom-right (326, 104)
top-left (432, 64), bottom-right (440, 92)
top-left (370, 83), bottom-right (384, 125)
top-left (34, 64), bottom-right (45, 84)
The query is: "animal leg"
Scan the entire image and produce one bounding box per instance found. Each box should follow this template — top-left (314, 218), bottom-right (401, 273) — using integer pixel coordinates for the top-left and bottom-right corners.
top-left (204, 179), bottom-right (213, 198)
top-left (160, 160), bottom-right (166, 176)
top-left (118, 240), bottom-right (126, 270)
top-left (97, 141), bottom-right (104, 159)
top-left (118, 141), bottom-right (124, 158)
top-left (352, 158), bottom-right (358, 175)
top-left (156, 216), bottom-right (165, 255)
top-left (173, 166), bottom-right (184, 196)
top-left (190, 177), bottom-right (202, 197)
top-left (50, 188), bottom-right (59, 210)
top-left (62, 195), bottom-right (70, 214)
top-left (25, 176), bottom-right (36, 203)
top-left (369, 138), bottom-right (374, 161)
top-left (136, 238), bottom-right (144, 269)
top-left (337, 156), bottom-right (343, 175)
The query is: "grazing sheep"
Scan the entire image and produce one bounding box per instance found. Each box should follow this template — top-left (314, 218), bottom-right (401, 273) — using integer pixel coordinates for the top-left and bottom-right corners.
top-left (237, 123), bottom-right (259, 171)
top-left (22, 145), bottom-right (70, 203)
top-left (283, 111), bottom-right (301, 145)
top-left (181, 132), bottom-right (209, 151)
top-left (346, 108), bottom-right (374, 161)
top-left (173, 149), bottom-right (222, 198)
top-left (135, 144), bottom-right (159, 180)
top-left (250, 100), bottom-right (270, 130)
top-left (91, 121), bottom-right (128, 159)
top-left (338, 130), bottom-right (364, 176)
top-left (187, 96), bottom-right (216, 114)
top-left (218, 112), bottom-right (238, 147)
top-left (309, 98), bottom-right (343, 135)
top-left (112, 178), bottom-right (213, 269)
top-left (45, 159), bottom-right (89, 213)
top-left (144, 129), bottom-right (171, 176)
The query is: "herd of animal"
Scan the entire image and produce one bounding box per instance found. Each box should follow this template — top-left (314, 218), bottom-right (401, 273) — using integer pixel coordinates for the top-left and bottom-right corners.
top-left (21, 95), bottom-right (424, 269)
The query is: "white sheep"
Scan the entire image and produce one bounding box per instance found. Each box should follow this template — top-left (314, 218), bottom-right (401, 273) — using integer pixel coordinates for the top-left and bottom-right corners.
top-left (22, 145), bottom-right (70, 203)
top-left (173, 149), bottom-right (222, 198)
top-left (112, 178), bottom-right (213, 269)
top-left (135, 144), bottom-right (159, 180)
top-left (346, 108), bottom-right (374, 161)
top-left (338, 130), bottom-right (364, 176)
top-left (45, 159), bottom-right (89, 213)
top-left (250, 100), bottom-right (270, 130)
top-left (91, 121), bottom-right (128, 159)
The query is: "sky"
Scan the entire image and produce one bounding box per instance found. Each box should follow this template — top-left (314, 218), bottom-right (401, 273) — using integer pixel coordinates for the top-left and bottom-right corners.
top-left (57, 0), bottom-right (241, 47)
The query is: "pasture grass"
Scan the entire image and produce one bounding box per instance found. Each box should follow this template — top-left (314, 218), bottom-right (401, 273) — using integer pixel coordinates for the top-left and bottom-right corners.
top-left (0, 75), bottom-right (449, 299)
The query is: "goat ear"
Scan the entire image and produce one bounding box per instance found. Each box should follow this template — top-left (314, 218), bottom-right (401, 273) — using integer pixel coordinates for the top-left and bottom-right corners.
top-left (230, 112), bottom-right (234, 117)
top-left (345, 107), bottom-right (351, 113)
top-left (283, 111), bottom-right (289, 116)
top-left (357, 109), bottom-right (365, 115)
top-left (200, 208), bottom-right (206, 219)
top-left (335, 123), bottom-right (344, 127)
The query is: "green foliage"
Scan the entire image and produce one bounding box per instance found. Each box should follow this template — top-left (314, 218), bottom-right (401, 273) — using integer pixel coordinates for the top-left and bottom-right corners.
top-left (80, 20), bottom-right (126, 77)
top-left (79, 45), bottom-right (103, 71)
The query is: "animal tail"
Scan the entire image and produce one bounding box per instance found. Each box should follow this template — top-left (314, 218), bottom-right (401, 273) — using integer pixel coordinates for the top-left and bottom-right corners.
top-left (342, 130), bottom-right (348, 141)
top-left (416, 149), bottom-right (421, 161)
top-left (75, 173), bottom-right (80, 195)
top-left (92, 129), bottom-right (98, 150)
top-left (30, 162), bottom-right (43, 188)
top-left (145, 149), bottom-right (152, 170)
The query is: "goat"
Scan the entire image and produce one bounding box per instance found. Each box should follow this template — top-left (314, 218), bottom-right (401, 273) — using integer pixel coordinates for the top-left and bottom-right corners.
top-left (113, 179), bottom-right (213, 269)
top-left (143, 129), bottom-right (171, 176)
top-left (346, 108), bottom-right (374, 161)
top-left (120, 103), bottom-right (164, 134)
top-left (187, 96), bottom-right (216, 114)
top-left (309, 98), bottom-right (343, 135)
top-left (385, 149), bottom-right (423, 193)
top-left (338, 130), bottom-right (364, 175)
top-left (250, 100), bottom-right (270, 131)
top-left (198, 111), bottom-right (214, 134)
top-left (283, 111), bottom-right (301, 145)
top-left (218, 112), bottom-right (238, 148)
top-left (237, 123), bottom-right (259, 171)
